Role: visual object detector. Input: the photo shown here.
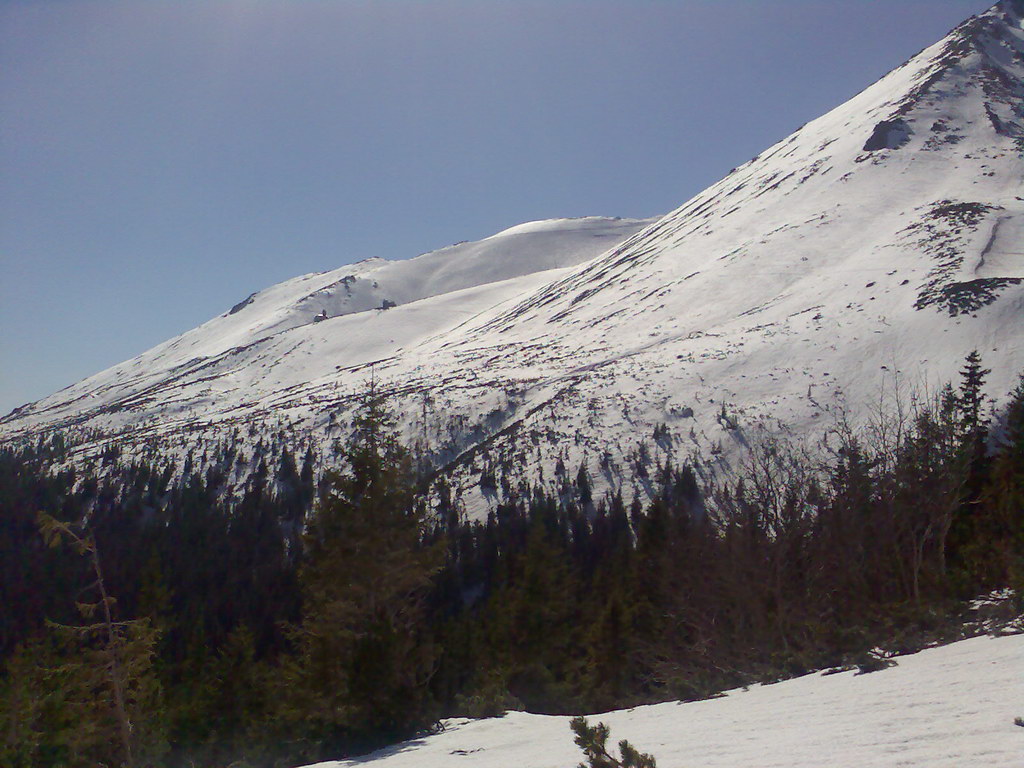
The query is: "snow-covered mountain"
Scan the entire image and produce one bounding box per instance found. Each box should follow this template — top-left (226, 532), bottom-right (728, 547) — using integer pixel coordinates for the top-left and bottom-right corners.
top-left (4, 1), bottom-right (1024, 506)
top-left (0, 214), bottom-right (652, 437)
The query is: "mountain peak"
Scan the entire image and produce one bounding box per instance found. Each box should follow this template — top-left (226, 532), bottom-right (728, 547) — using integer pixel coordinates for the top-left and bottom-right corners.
top-left (884, 0), bottom-right (1024, 129)
top-left (959, 0), bottom-right (1024, 40)
top-left (958, 0), bottom-right (1024, 63)
top-left (993, 0), bottom-right (1023, 18)
top-left (3, 3), bottom-right (1023, 514)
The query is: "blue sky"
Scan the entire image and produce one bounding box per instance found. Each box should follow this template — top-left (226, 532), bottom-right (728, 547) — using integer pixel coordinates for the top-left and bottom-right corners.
top-left (0, 0), bottom-right (990, 415)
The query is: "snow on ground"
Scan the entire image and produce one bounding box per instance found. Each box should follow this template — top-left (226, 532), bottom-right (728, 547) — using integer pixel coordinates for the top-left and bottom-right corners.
top-left (305, 633), bottom-right (1024, 768)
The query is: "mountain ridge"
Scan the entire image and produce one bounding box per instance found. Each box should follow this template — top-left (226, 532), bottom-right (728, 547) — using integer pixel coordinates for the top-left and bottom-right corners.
top-left (4, 1), bottom-right (1023, 512)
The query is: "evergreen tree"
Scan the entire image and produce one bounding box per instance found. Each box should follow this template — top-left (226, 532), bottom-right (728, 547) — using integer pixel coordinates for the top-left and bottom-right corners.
top-left (482, 510), bottom-right (581, 712)
top-left (570, 716), bottom-right (657, 768)
top-left (8, 512), bottom-right (168, 768)
top-left (957, 350), bottom-right (991, 461)
top-left (946, 352), bottom-right (999, 590)
top-left (977, 375), bottom-right (1024, 593)
top-left (576, 460), bottom-right (593, 504)
top-left (276, 386), bottom-right (442, 759)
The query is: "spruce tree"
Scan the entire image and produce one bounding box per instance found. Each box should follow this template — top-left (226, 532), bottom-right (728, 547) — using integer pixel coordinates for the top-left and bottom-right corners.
top-left (11, 512), bottom-right (168, 768)
top-left (276, 384), bottom-right (442, 759)
top-left (577, 460), bottom-right (593, 504)
top-left (977, 375), bottom-right (1024, 593)
top-left (957, 350), bottom-right (991, 455)
top-left (947, 352), bottom-right (995, 590)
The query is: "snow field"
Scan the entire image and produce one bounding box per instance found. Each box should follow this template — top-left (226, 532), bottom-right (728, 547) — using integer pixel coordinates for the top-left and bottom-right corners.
top-left (307, 633), bottom-right (1024, 768)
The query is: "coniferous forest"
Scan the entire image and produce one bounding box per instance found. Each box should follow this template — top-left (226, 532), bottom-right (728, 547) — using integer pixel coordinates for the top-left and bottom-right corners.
top-left (2, 354), bottom-right (1022, 767)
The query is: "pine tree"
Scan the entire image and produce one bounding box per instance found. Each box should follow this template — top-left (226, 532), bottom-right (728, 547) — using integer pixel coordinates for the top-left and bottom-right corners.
top-left (957, 350), bottom-right (991, 457)
top-left (483, 513), bottom-right (580, 712)
top-left (582, 583), bottom-right (638, 711)
top-left (947, 352), bottom-right (996, 590)
top-left (977, 375), bottom-right (1024, 593)
top-left (276, 385), bottom-right (442, 758)
top-left (577, 460), bottom-right (593, 504)
top-left (570, 716), bottom-right (657, 768)
top-left (198, 625), bottom-right (270, 766)
top-left (12, 512), bottom-right (167, 768)
top-left (1, 635), bottom-right (66, 768)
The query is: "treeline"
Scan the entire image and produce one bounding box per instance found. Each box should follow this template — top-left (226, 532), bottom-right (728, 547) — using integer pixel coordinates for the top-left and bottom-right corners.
top-left (1, 354), bottom-right (1022, 767)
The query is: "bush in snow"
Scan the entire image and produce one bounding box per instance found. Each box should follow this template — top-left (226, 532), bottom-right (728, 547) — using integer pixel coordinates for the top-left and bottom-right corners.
top-left (570, 716), bottom-right (657, 768)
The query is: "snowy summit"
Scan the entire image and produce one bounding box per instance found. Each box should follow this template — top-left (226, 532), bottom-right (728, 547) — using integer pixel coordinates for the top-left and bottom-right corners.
top-left (3, 1), bottom-right (1024, 509)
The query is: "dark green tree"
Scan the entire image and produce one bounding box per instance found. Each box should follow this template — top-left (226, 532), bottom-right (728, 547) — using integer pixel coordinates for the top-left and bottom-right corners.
top-left (947, 352), bottom-right (995, 591)
top-left (957, 350), bottom-right (991, 460)
top-left (5, 512), bottom-right (168, 768)
top-left (976, 375), bottom-right (1024, 593)
top-left (577, 460), bottom-right (593, 504)
top-left (570, 716), bottom-right (657, 768)
top-left (276, 385), bottom-right (442, 759)
top-left (482, 513), bottom-right (580, 712)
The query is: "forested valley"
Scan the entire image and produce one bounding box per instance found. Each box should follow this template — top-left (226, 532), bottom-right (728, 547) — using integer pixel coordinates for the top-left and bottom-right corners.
top-left (2, 354), bottom-right (1022, 768)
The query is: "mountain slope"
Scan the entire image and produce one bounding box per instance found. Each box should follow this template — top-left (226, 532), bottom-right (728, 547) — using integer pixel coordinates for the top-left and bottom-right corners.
top-left (0, 215), bottom-right (651, 435)
top-left (3, 1), bottom-right (1023, 508)
top-left (410, 0), bottom-right (1024, 487)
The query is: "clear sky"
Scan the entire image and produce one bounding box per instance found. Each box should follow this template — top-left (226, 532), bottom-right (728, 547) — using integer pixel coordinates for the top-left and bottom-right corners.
top-left (0, 0), bottom-right (991, 415)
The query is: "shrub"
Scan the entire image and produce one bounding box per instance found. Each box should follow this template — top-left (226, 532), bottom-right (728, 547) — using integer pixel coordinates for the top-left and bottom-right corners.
top-left (570, 716), bottom-right (657, 768)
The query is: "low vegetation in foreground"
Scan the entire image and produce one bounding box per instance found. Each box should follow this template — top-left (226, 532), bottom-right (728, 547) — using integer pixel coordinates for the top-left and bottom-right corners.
top-left (1, 354), bottom-right (1022, 767)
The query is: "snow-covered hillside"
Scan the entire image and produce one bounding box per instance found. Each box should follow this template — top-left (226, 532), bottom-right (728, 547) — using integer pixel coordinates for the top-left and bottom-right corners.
top-left (304, 632), bottom-right (1024, 768)
top-left (3, 1), bottom-right (1024, 508)
top-left (0, 215), bottom-right (652, 458)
